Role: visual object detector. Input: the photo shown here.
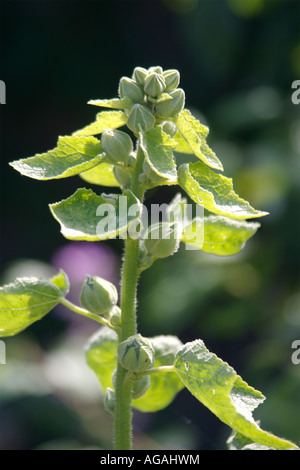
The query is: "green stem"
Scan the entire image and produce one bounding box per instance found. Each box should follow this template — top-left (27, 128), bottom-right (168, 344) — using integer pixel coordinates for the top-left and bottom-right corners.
top-left (113, 139), bottom-right (146, 450)
top-left (59, 297), bottom-right (111, 327)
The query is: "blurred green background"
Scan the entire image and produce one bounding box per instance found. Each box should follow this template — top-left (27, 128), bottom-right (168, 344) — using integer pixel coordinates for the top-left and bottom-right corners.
top-left (0, 0), bottom-right (299, 450)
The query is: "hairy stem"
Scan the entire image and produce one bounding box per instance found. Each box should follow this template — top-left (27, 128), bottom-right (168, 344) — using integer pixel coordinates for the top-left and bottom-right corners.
top-left (113, 140), bottom-right (145, 450)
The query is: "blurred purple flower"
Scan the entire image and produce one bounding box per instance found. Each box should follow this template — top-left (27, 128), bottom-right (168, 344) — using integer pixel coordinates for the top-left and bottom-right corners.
top-left (51, 242), bottom-right (120, 331)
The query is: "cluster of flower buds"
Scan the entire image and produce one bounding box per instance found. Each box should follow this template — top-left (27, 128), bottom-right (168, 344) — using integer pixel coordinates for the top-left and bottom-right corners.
top-left (80, 275), bottom-right (120, 326)
top-left (118, 66), bottom-right (185, 135)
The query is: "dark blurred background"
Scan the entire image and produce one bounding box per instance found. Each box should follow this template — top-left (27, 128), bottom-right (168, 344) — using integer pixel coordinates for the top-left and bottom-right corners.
top-left (0, 0), bottom-right (299, 450)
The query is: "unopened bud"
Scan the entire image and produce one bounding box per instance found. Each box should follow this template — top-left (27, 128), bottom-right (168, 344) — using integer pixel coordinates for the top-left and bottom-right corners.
top-left (80, 275), bottom-right (118, 317)
top-left (155, 88), bottom-right (185, 117)
top-left (162, 69), bottom-right (180, 92)
top-left (148, 66), bottom-right (163, 74)
top-left (113, 166), bottom-right (132, 189)
top-left (161, 121), bottom-right (177, 137)
top-left (118, 334), bottom-right (155, 373)
top-left (132, 375), bottom-right (150, 399)
top-left (109, 306), bottom-right (122, 327)
top-left (143, 223), bottom-right (180, 259)
top-left (101, 129), bottom-right (133, 163)
top-left (104, 387), bottom-right (115, 414)
top-left (132, 67), bottom-right (148, 86)
top-left (118, 77), bottom-right (143, 103)
top-left (144, 73), bottom-right (166, 98)
top-left (127, 104), bottom-right (156, 134)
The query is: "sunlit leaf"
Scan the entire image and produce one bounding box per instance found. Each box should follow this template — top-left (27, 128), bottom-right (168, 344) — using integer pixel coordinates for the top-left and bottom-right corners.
top-left (10, 136), bottom-right (104, 180)
top-left (182, 215), bottom-right (260, 255)
top-left (80, 162), bottom-right (120, 187)
top-left (175, 109), bottom-right (223, 171)
top-left (88, 98), bottom-right (133, 109)
top-left (139, 126), bottom-right (177, 182)
top-left (0, 274), bottom-right (66, 337)
top-left (49, 188), bottom-right (142, 241)
top-left (175, 340), bottom-right (298, 450)
top-left (73, 111), bottom-right (127, 136)
top-left (178, 162), bottom-right (268, 219)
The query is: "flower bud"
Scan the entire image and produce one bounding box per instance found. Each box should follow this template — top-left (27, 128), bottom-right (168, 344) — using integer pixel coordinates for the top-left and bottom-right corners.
top-left (144, 73), bottom-right (166, 98)
top-left (161, 121), bottom-right (177, 137)
top-left (80, 275), bottom-right (118, 317)
top-left (132, 375), bottom-right (150, 399)
top-left (143, 223), bottom-right (180, 259)
top-left (101, 129), bottom-right (133, 163)
top-left (127, 104), bottom-right (156, 134)
top-left (155, 88), bottom-right (185, 117)
top-left (104, 387), bottom-right (115, 414)
top-left (113, 166), bottom-right (132, 189)
top-left (148, 66), bottom-right (163, 74)
top-left (109, 306), bottom-right (121, 327)
top-left (118, 77), bottom-right (143, 103)
top-left (162, 69), bottom-right (180, 92)
top-left (132, 67), bottom-right (148, 86)
top-left (118, 334), bottom-right (155, 373)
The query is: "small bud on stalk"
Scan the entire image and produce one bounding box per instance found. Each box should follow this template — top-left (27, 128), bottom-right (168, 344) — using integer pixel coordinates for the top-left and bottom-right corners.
top-left (80, 275), bottom-right (118, 317)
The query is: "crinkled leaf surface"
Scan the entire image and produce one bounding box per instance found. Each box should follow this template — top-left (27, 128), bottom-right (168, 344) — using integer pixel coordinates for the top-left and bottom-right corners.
top-left (73, 111), bottom-right (127, 136)
top-left (0, 272), bottom-right (68, 337)
top-left (174, 340), bottom-right (298, 450)
top-left (88, 98), bottom-right (133, 109)
top-left (178, 162), bottom-right (268, 220)
top-left (10, 136), bottom-right (104, 180)
top-left (49, 188), bottom-right (141, 241)
top-left (182, 215), bottom-right (260, 256)
top-left (80, 162), bottom-right (120, 187)
top-left (86, 329), bottom-right (184, 412)
top-left (174, 109), bottom-right (223, 171)
top-left (133, 335), bottom-right (184, 412)
top-left (140, 127), bottom-right (177, 182)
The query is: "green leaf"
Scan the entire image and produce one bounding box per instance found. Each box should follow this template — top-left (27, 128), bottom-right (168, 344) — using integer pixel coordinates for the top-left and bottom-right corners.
top-left (173, 130), bottom-right (193, 154)
top-left (49, 188), bottom-right (142, 241)
top-left (182, 215), bottom-right (260, 256)
top-left (132, 335), bottom-right (184, 412)
top-left (178, 162), bottom-right (268, 220)
top-left (227, 427), bottom-right (275, 450)
top-left (85, 326), bottom-right (118, 393)
top-left (88, 98), bottom-right (133, 109)
top-left (174, 109), bottom-right (223, 171)
top-left (73, 111), bottom-right (127, 136)
top-left (10, 136), bottom-right (104, 180)
top-left (139, 126), bottom-right (177, 182)
top-left (174, 340), bottom-right (298, 450)
top-left (50, 269), bottom-right (70, 297)
top-left (0, 275), bottom-right (64, 337)
top-left (86, 329), bottom-right (184, 412)
top-left (80, 162), bottom-right (120, 187)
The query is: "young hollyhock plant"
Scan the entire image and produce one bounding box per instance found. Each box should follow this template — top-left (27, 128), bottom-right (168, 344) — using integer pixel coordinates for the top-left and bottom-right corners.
top-left (0, 66), bottom-right (298, 451)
